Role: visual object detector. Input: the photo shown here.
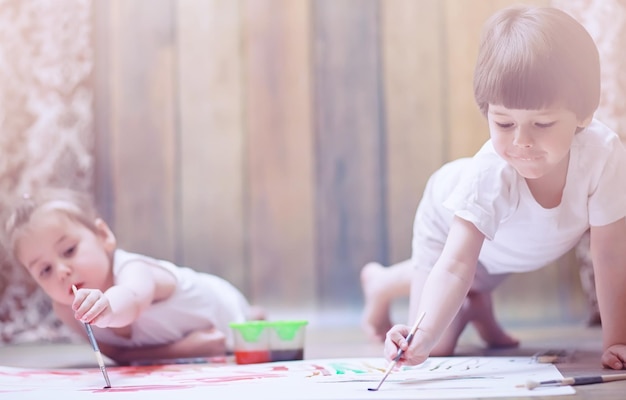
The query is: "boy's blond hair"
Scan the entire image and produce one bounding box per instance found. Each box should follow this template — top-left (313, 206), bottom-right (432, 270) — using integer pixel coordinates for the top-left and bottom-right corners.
top-left (474, 6), bottom-right (600, 120)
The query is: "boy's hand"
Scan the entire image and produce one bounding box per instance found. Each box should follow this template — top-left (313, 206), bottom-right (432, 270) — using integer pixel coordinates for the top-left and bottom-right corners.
top-left (602, 344), bottom-right (626, 370)
top-left (384, 324), bottom-right (429, 366)
top-left (72, 287), bottom-right (113, 327)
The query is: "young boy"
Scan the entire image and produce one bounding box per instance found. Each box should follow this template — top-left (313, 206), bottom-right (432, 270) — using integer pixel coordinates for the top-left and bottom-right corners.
top-left (383, 5), bottom-right (626, 370)
top-left (2, 188), bottom-right (265, 365)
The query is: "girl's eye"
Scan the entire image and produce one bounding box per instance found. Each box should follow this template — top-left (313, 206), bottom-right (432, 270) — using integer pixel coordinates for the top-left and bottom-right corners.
top-left (40, 265), bottom-right (52, 278)
top-left (495, 122), bottom-right (514, 129)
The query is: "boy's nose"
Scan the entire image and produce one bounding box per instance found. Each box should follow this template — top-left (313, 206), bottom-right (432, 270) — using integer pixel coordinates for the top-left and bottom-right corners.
top-left (513, 128), bottom-right (533, 148)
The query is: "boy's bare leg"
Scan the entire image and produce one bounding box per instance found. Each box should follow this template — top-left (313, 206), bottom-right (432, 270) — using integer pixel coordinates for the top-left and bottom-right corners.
top-left (468, 291), bottom-right (519, 349)
top-left (431, 290), bottom-right (519, 355)
top-left (429, 297), bottom-right (472, 355)
top-left (360, 260), bottom-right (412, 342)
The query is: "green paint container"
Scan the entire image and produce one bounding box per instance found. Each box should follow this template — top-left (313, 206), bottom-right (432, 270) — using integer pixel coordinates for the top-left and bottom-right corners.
top-left (268, 320), bottom-right (308, 362)
top-left (229, 320), bottom-right (308, 364)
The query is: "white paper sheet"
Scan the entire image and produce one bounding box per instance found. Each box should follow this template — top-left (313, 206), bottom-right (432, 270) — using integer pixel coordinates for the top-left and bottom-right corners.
top-left (0, 356), bottom-right (575, 399)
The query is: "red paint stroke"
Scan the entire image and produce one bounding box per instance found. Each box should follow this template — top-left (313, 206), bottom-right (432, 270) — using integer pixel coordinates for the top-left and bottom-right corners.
top-left (311, 364), bottom-right (332, 376)
top-left (184, 372), bottom-right (281, 384)
top-left (84, 372), bottom-right (283, 393)
top-left (111, 363), bottom-right (209, 378)
top-left (87, 384), bottom-right (197, 393)
top-left (0, 369), bottom-right (86, 378)
top-left (113, 365), bottom-right (169, 376)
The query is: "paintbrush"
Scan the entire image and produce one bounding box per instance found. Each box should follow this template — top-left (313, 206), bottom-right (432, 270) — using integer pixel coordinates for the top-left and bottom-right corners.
top-left (72, 285), bottom-right (112, 389)
top-left (368, 311), bottom-right (426, 392)
top-left (520, 372), bottom-right (626, 390)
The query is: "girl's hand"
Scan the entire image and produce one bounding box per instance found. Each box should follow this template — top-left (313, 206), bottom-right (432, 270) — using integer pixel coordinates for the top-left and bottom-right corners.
top-left (72, 287), bottom-right (114, 327)
top-left (384, 324), bottom-right (429, 366)
top-left (602, 344), bottom-right (626, 370)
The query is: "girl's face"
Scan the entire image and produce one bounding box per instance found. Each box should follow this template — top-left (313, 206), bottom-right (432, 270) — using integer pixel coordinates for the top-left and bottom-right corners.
top-left (487, 105), bottom-right (589, 179)
top-left (15, 210), bottom-right (115, 305)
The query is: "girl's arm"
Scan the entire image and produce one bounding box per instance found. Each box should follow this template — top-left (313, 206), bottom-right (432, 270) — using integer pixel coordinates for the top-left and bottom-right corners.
top-left (386, 216), bottom-right (485, 365)
top-left (99, 328), bottom-right (228, 365)
top-left (74, 260), bottom-right (174, 328)
top-left (589, 218), bottom-right (626, 369)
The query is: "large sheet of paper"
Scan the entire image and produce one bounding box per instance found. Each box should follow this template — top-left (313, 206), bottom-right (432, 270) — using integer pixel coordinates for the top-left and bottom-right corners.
top-left (0, 356), bottom-right (574, 399)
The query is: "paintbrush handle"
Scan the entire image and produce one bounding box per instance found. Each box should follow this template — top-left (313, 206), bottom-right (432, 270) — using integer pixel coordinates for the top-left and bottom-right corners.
top-left (83, 322), bottom-right (101, 351)
top-left (539, 372), bottom-right (626, 387)
top-left (71, 285), bottom-right (112, 388)
top-left (601, 372), bottom-right (626, 382)
top-left (393, 312), bottom-right (426, 361)
top-left (84, 320), bottom-right (112, 388)
top-left (368, 312), bottom-right (427, 392)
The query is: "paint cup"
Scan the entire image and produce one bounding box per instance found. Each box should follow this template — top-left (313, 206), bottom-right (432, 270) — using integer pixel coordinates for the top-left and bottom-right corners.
top-left (229, 321), bottom-right (271, 364)
top-left (230, 320), bottom-right (308, 364)
top-left (267, 320), bottom-right (308, 362)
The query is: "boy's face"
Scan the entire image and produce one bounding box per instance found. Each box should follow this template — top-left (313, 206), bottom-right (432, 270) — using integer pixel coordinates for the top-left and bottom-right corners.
top-left (15, 211), bottom-right (115, 306)
top-left (487, 105), bottom-right (586, 179)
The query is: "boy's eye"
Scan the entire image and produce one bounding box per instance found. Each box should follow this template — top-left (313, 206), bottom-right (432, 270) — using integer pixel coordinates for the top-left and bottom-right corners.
top-left (63, 245), bottom-right (77, 258)
top-left (535, 122), bottom-right (556, 128)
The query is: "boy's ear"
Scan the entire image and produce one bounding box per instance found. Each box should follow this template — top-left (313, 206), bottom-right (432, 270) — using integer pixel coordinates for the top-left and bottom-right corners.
top-left (578, 114), bottom-right (594, 128)
top-left (94, 218), bottom-right (116, 253)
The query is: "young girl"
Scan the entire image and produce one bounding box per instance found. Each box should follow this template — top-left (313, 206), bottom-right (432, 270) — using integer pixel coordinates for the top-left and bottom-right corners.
top-left (383, 5), bottom-right (626, 371)
top-left (2, 188), bottom-right (265, 365)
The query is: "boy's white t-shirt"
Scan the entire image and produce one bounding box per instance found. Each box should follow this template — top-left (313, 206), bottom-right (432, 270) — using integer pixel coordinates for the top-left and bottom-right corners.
top-left (92, 249), bottom-right (251, 350)
top-left (412, 119), bottom-right (626, 274)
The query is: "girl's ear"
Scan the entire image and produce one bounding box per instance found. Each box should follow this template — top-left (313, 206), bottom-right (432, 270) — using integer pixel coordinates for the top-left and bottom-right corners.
top-left (94, 218), bottom-right (117, 253)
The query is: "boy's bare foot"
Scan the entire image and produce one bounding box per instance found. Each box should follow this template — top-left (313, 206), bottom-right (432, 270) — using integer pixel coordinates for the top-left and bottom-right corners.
top-left (468, 291), bottom-right (519, 349)
top-left (360, 262), bottom-right (393, 342)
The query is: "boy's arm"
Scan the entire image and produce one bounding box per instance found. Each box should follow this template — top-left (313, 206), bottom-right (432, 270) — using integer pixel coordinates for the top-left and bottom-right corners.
top-left (393, 216), bottom-right (484, 365)
top-left (589, 217), bottom-right (626, 370)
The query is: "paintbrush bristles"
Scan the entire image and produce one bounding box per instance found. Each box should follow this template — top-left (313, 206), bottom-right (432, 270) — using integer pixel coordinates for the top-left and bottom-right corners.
top-left (367, 311), bottom-right (426, 392)
top-left (521, 380), bottom-right (541, 390)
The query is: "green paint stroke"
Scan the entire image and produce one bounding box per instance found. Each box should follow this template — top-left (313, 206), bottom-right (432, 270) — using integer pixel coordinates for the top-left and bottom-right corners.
top-left (329, 362), bottom-right (367, 375)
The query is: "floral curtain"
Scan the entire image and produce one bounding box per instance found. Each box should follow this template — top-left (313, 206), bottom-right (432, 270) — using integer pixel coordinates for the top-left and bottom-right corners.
top-left (0, 0), bottom-right (93, 344)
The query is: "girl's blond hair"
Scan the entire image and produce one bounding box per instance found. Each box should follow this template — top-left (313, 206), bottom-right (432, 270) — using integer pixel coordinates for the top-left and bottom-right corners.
top-left (2, 187), bottom-right (100, 266)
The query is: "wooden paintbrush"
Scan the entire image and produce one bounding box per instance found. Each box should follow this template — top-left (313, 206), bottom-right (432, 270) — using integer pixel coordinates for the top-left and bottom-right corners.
top-left (368, 311), bottom-right (426, 392)
top-left (72, 285), bottom-right (112, 389)
top-left (521, 372), bottom-right (626, 390)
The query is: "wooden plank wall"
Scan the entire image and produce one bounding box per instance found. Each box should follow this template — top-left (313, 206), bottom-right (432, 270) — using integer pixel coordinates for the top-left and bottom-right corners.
top-left (93, 0), bottom-right (586, 323)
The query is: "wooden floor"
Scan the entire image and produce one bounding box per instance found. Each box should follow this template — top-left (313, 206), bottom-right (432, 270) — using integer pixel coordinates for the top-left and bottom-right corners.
top-left (1, 315), bottom-right (625, 399)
